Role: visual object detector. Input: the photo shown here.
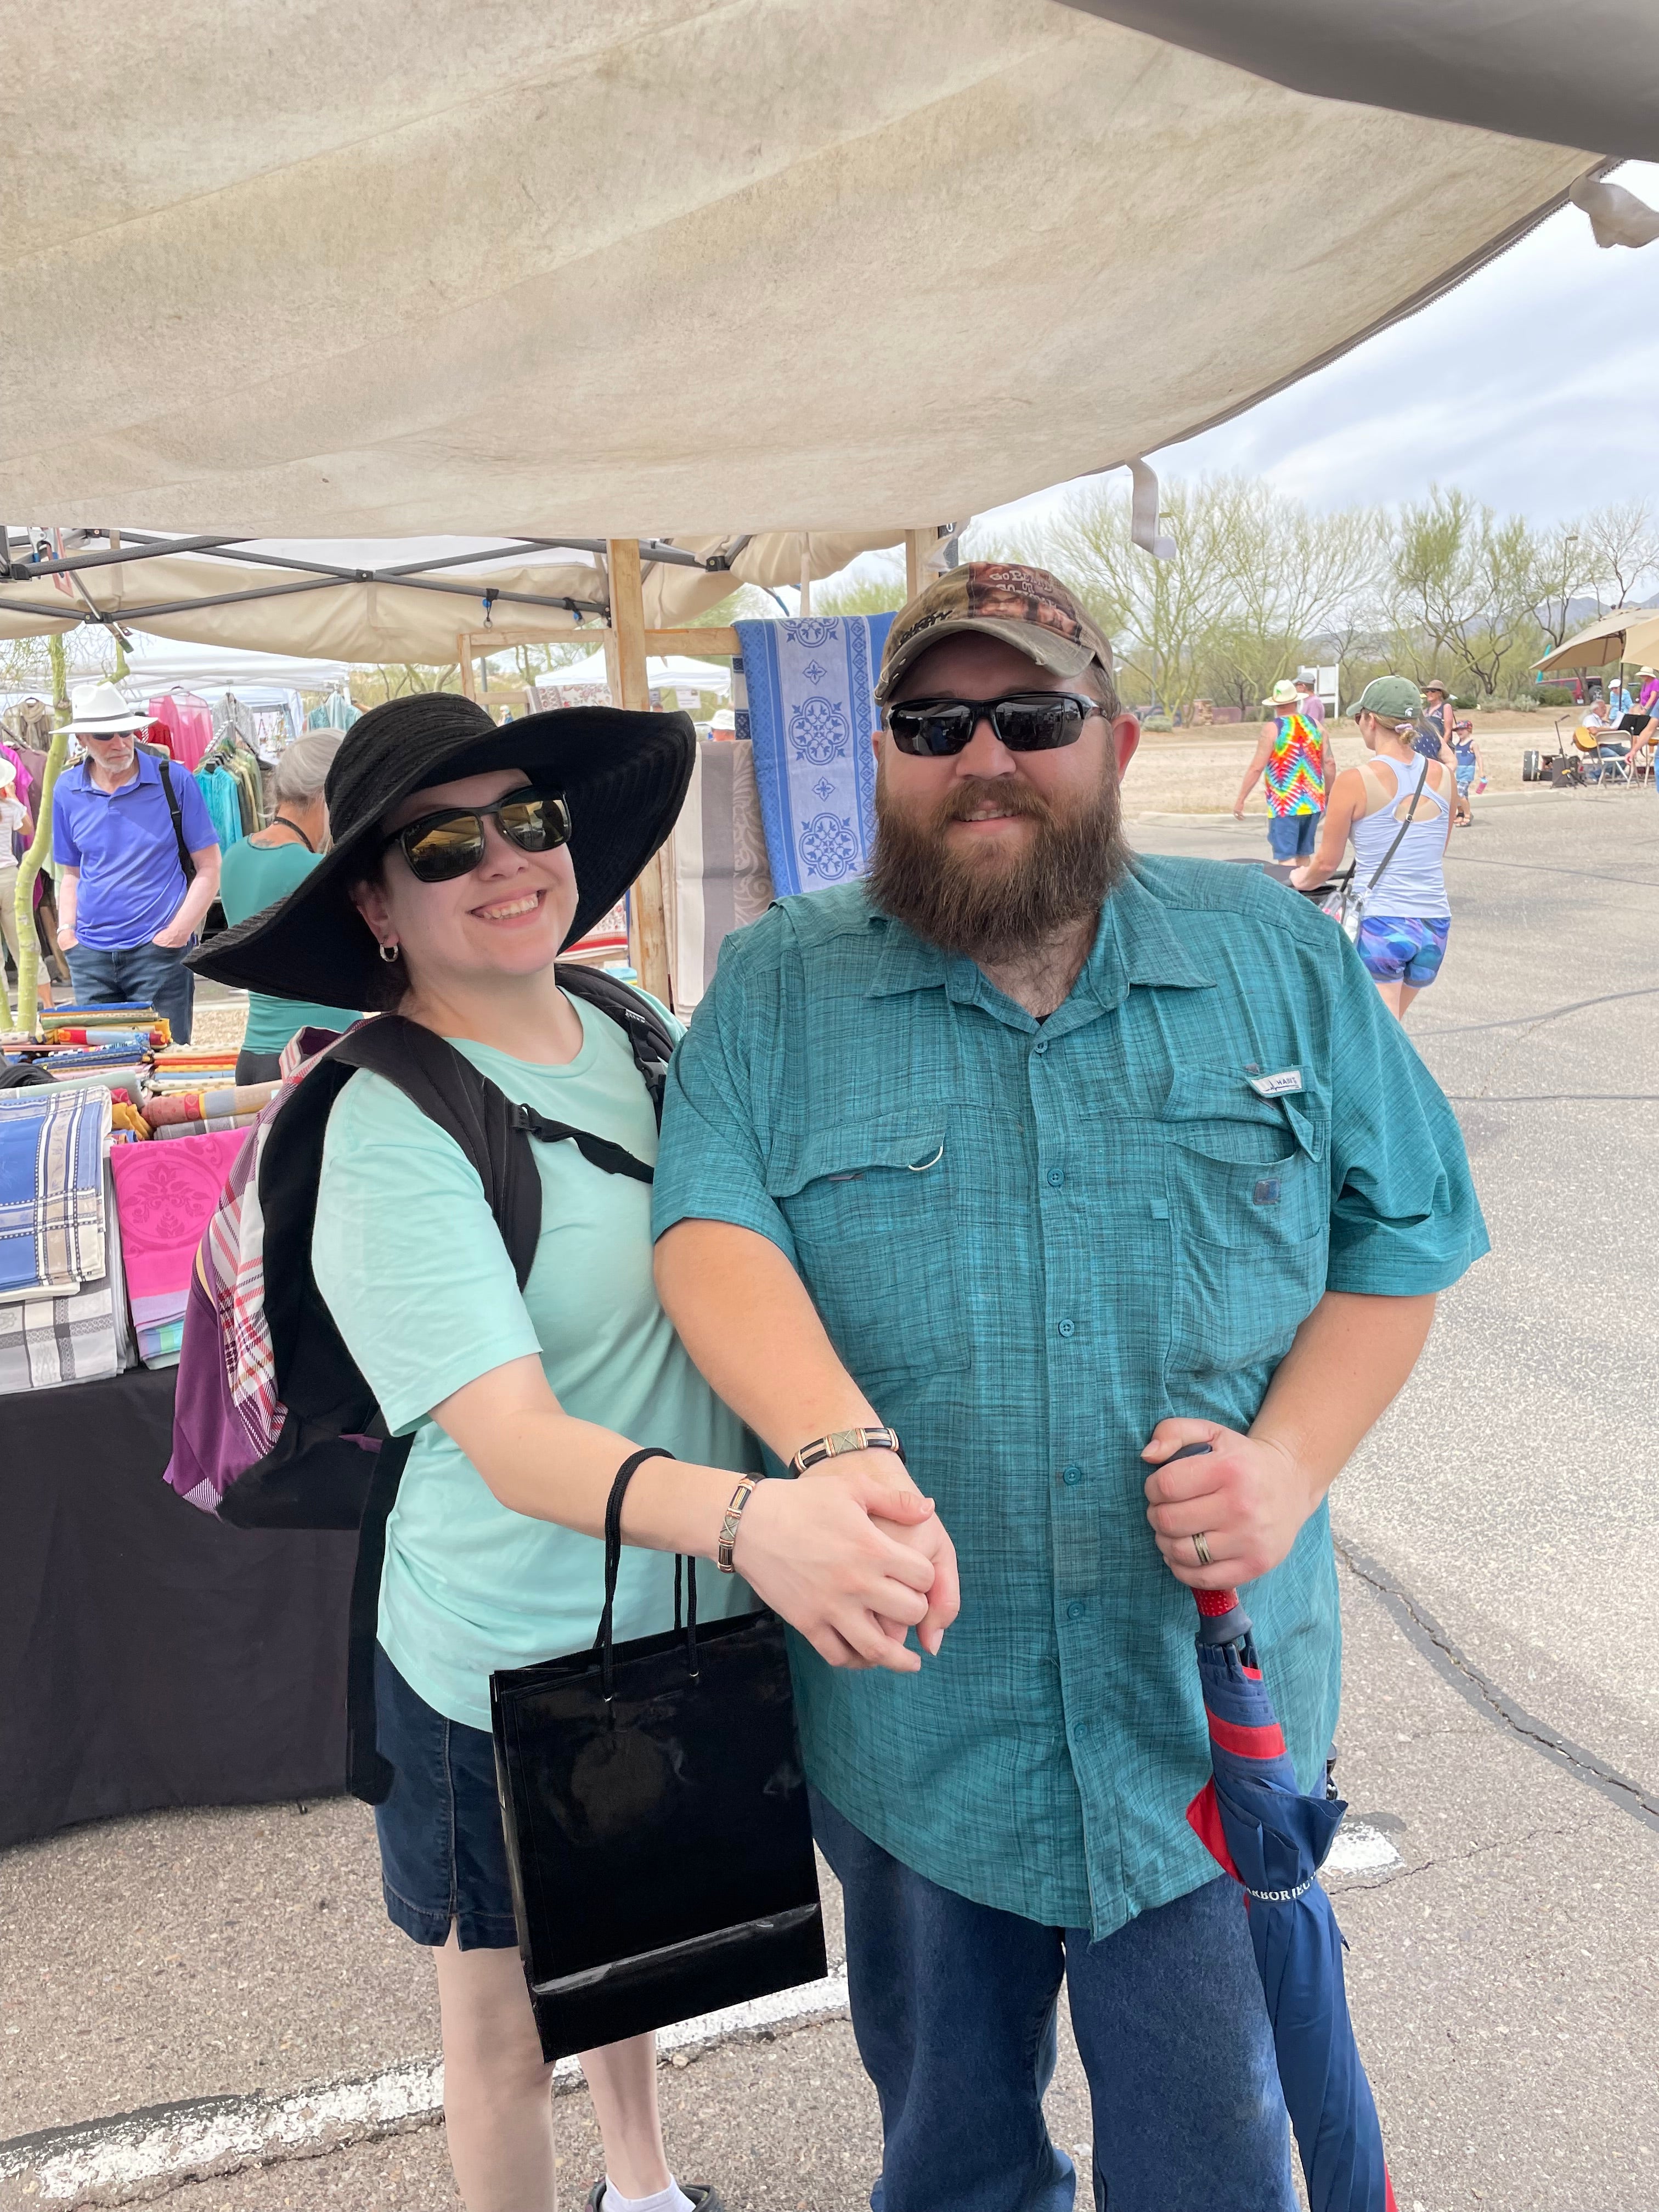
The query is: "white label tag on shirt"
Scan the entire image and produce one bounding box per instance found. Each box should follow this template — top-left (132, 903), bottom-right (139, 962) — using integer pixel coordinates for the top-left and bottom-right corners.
top-left (1246, 1068), bottom-right (1304, 1098)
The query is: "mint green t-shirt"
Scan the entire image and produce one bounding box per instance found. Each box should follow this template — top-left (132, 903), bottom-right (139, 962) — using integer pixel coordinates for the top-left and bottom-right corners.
top-left (311, 998), bottom-right (758, 1729)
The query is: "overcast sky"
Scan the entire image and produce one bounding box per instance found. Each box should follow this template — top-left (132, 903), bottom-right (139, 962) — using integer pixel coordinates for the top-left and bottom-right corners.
top-left (989, 160), bottom-right (1659, 533)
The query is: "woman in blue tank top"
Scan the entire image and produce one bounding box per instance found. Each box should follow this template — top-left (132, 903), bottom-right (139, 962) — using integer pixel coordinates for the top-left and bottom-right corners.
top-left (1290, 676), bottom-right (1455, 1019)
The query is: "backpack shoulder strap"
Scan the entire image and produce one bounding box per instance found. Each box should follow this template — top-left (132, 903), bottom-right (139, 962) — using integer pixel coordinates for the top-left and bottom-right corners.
top-left (556, 962), bottom-right (675, 1126)
top-left (325, 1017), bottom-right (543, 1288)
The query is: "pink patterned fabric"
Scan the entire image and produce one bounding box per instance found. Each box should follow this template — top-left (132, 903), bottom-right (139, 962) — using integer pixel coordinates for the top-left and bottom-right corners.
top-left (108, 1129), bottom-right (248, 1336)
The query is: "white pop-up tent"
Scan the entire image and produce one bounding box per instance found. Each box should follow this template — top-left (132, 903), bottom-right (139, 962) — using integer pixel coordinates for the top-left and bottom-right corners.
top-left (0, 1), bottom-right (1638, 546)
top-left (5, 0), bottom-right (1658, 1006)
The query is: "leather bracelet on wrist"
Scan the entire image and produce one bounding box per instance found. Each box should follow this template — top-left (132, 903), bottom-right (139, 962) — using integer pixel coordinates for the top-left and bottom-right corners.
top-left (787, 1425), bottom-right (904, 1477)
top-left (716, 1476), bottom-right (764, 1573)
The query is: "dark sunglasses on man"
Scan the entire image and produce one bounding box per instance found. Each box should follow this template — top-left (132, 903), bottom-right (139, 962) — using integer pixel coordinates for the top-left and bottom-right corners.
top-left (382, 785), bottom-right (572, 883)
top-left (884, 691), bottom-right (1102, 758)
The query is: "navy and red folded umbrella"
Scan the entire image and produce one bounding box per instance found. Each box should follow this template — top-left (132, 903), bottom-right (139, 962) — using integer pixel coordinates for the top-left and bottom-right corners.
top-left (1170, 1453), bottom-right (1396, 2210)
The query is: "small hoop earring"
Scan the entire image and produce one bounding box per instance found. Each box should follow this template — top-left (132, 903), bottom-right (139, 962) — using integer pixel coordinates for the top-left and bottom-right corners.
top-left (379, 940), bottom-right (400, 964)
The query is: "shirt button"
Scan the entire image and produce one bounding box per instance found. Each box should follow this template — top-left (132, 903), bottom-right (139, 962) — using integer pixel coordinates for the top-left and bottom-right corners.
top-left (1046, 1167), bottom-right (1064, 1188)
top-left (1060, 1464), bottom-right (1084, 1486)
top-left (1072, 1718), bottom-right (1092, 1739)
top-left (1057, 1318), bottom-right (1075, 1338)
top-left (1066, 1600), bottom-right (1087, 1621)
top-left (1032, 1039), bottom-right (1049, 1057)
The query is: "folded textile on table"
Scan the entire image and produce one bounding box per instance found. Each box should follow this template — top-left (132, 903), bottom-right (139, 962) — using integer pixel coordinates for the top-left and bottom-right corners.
top-left (0, 1155), bottom-right (128, 1392)
top-left (43, 1028), bottom-right (166, 1053)
top-left (109, 1098), bottom-right (151, 1141)
top-left (16, 1053), bottom-right (153, 1096)
top-left (733, 614), bottom-right (893, 898)
top-left (148, 1053), bottom-right (240, 1093)
top-left (0, 1082), bottom-right (111, 1299)
top-left (143, 1082), bottom-right (279, 1130)
top-left (153, 1112), bottom-right (262, 1141)
top-left (673, 736), bottom-right (776, 1012)
top-left (108, 1127), bottom-right (248, 1370)
top-left (26, 1002), bottom-right (163, 1032)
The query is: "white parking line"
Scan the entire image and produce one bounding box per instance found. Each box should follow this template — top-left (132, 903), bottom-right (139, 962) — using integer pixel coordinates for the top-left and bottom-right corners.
top-left (0, 1975), bottom-right (850, 2205)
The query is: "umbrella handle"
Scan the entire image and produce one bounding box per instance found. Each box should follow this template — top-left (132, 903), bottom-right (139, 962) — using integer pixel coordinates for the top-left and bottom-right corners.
top-left (1166, 1442), bottom-right (1255, 1646)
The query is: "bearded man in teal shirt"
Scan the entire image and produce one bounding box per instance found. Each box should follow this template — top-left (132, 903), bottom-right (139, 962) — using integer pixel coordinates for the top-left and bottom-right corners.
top-left (653, 565), bottom-right (1486, 2212)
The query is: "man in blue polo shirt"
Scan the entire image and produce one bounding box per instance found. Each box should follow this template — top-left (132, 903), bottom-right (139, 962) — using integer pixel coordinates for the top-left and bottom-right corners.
top-left (653, 565), bottom-right (1487, 2211)
top-left (53, 682), bottom-right (221, 1043)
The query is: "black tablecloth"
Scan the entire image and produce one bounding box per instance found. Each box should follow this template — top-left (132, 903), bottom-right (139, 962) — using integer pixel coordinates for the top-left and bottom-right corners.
top-left (1, 1368), bottom-right (358, 1849)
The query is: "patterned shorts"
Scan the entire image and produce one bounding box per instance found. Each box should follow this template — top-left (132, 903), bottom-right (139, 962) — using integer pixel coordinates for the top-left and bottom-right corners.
top-left (1356, 914), bottom-right (1451, 988)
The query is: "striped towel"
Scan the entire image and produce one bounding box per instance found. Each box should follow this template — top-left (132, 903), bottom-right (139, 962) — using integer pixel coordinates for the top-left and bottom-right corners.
top-left (0, 1083), bottom-right (111, 1299)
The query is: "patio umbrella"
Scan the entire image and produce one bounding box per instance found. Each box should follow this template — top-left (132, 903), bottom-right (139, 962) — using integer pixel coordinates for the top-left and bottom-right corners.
top-left (1536, 609), bottom-right (1659, 676)
top-left (1169, 1447), bottom-right (1396, 2211)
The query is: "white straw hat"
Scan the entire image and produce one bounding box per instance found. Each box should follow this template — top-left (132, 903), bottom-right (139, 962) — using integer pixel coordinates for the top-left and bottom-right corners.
top-left (66, 680), bottom-right (149, 734)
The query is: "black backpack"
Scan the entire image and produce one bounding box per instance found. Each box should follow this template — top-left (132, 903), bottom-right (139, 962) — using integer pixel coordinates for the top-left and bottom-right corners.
top-left (178, 962), bottom-right (675, 1799)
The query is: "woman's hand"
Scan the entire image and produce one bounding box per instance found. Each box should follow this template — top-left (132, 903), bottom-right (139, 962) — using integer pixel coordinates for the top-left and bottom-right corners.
top-left (731, 1471), bottom-right (947, 1673)
top-left (1286, 862), bottom-right (1311, 888)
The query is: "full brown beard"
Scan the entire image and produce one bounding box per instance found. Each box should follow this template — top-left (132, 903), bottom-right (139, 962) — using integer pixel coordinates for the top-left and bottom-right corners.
top-left (868, 757), bottom-right (1132, 962)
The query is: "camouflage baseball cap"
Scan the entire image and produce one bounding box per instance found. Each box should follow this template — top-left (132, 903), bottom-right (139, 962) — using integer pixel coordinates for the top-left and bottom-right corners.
top-left (874, 562), bottom-right (1114, 704)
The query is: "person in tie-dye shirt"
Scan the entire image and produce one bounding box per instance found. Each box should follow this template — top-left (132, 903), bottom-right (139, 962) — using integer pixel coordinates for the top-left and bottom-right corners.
top-left (1234, 678), bottom-right (1328, 860)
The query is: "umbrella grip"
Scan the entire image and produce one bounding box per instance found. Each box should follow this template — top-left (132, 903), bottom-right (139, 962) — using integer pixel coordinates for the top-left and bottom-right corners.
top-left (1166, 1442), bottom-right (1255, 1646)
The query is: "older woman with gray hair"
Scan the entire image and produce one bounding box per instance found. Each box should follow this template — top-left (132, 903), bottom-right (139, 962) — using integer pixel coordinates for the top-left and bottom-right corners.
top-left (218, 731), bottom-right (361, 1080)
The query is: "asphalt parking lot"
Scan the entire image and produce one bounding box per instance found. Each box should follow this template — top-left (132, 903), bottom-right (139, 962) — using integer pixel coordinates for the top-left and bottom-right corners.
top-left (2, 787), bottom-right (1654, 2210)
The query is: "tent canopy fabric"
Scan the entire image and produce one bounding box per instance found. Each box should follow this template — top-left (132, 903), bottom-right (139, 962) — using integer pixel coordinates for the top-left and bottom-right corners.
top-left (0, 535), bottom-right (890, 659)
top-left (1063, 1), bottom-right (1659, 165)
top-left (1, 3), bottom-right (1600, 546)
top-left (123, 635), bottom-right (351, 693)
top-left (1536, 610), bottom-right (1659, 674)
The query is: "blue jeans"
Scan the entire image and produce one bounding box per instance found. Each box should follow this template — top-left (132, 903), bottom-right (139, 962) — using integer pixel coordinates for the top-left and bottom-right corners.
top-left (812, 1790), bottom-right (1294, 2212)
top-left (66, 939), bottom-right (196, 1043)
top-left (1266, 811), bottom-right (1319, 860)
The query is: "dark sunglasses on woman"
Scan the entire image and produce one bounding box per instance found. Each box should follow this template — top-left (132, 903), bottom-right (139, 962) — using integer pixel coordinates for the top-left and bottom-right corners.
top-left (383, 786), bottom-right (572, 883)
top-left (884, 691), bottom-right (1102, 757)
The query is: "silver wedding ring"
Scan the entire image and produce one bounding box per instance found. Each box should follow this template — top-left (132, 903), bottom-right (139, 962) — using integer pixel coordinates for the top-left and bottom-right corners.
top-left (1192, 1531), bottom-right (1213, 1568)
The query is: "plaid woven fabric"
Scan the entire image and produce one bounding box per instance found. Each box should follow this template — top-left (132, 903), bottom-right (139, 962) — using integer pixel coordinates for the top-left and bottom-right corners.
top-left (0, 1282), bottom-right (119, 1393)
top-left (0, 1084), bottom-right (111, 1299)
top-left (655, 859), bottom-right (1488, 1936)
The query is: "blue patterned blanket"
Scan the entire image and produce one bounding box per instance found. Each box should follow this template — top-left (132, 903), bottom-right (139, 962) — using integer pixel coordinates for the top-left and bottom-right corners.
top-left (0, 1083), bottom-right (110, 1299)
top-left (733, 614), bottom-right (894, 898)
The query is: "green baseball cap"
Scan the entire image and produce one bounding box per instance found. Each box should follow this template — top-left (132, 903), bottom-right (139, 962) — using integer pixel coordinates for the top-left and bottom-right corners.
top-left (1351, 675), bottom-right (1423, 723)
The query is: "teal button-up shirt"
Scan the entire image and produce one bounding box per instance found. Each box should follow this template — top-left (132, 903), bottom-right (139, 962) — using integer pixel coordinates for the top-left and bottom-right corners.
top-left (653, 860), bottom-right (1487, 1936)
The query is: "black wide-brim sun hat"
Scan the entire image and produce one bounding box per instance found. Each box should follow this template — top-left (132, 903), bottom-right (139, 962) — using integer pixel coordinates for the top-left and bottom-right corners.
top-left (189, 693), bottom-right (694, 1007)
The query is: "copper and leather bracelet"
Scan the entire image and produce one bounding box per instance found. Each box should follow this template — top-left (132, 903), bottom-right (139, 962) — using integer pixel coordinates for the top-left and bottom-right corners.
top-left (788, 1425), bottom-right (904, 1477)
top-left (716, 1476), bottom-right (764, 1573)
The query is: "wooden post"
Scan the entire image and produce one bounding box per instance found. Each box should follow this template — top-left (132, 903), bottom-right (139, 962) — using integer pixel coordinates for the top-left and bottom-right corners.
top-left (457, 634), bottom-right (477, 702)
top-left (904, 529), bottom-right (937, 603)
top-left (607, 538), bottom-right (674, 1006)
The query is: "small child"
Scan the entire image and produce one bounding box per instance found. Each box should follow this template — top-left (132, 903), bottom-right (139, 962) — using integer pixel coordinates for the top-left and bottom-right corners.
top-left (1452, 720), bottom-right (1484, 825)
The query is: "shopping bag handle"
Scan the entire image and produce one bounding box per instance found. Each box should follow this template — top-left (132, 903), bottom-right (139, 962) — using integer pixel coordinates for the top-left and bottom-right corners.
top-left (1164, 1441), bottom-right (1255, 1647)
top-left (596, 1447), bottom-right (694, 1702)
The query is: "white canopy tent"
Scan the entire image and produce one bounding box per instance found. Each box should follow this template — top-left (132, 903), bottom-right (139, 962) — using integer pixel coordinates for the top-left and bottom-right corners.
top-left (122, 634), bottom-right (351, 695)
top-left (6, 1), bottom-right (1657, 1009)
top-left (0, 2), bottom-right (1622, 550)
top-left (539, 650), bottom-right (733, 698)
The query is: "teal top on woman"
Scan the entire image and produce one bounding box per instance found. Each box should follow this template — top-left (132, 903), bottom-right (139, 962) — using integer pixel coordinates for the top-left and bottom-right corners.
top-left (218, 836), bottom-right (360, 1053)
top-left (311, 998), bottom-right (758, 1729)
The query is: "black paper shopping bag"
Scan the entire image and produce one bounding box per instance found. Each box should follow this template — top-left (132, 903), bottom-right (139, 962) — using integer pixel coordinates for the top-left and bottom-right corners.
top-left (490, 1451), bottom-right (827, 2062)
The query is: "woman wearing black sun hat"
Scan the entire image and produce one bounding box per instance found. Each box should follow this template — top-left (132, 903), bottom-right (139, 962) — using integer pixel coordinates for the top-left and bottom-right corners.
top-left (193, 693), bottom-right (945, 2212)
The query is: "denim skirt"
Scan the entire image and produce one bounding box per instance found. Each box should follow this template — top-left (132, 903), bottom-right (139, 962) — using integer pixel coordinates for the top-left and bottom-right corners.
top-left (372, 1643), bottom-right (520, 1950)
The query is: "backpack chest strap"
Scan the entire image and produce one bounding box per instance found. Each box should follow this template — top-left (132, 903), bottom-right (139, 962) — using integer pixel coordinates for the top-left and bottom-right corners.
top-left (509, 1100), bottom-right (654, 1184)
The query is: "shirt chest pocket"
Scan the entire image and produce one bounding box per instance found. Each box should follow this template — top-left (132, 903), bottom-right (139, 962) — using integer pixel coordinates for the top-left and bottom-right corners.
top-left (1160, 1070), bottom-right (1329, 1375)
top-left (765, 1122), bottom-right (967, 1389)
